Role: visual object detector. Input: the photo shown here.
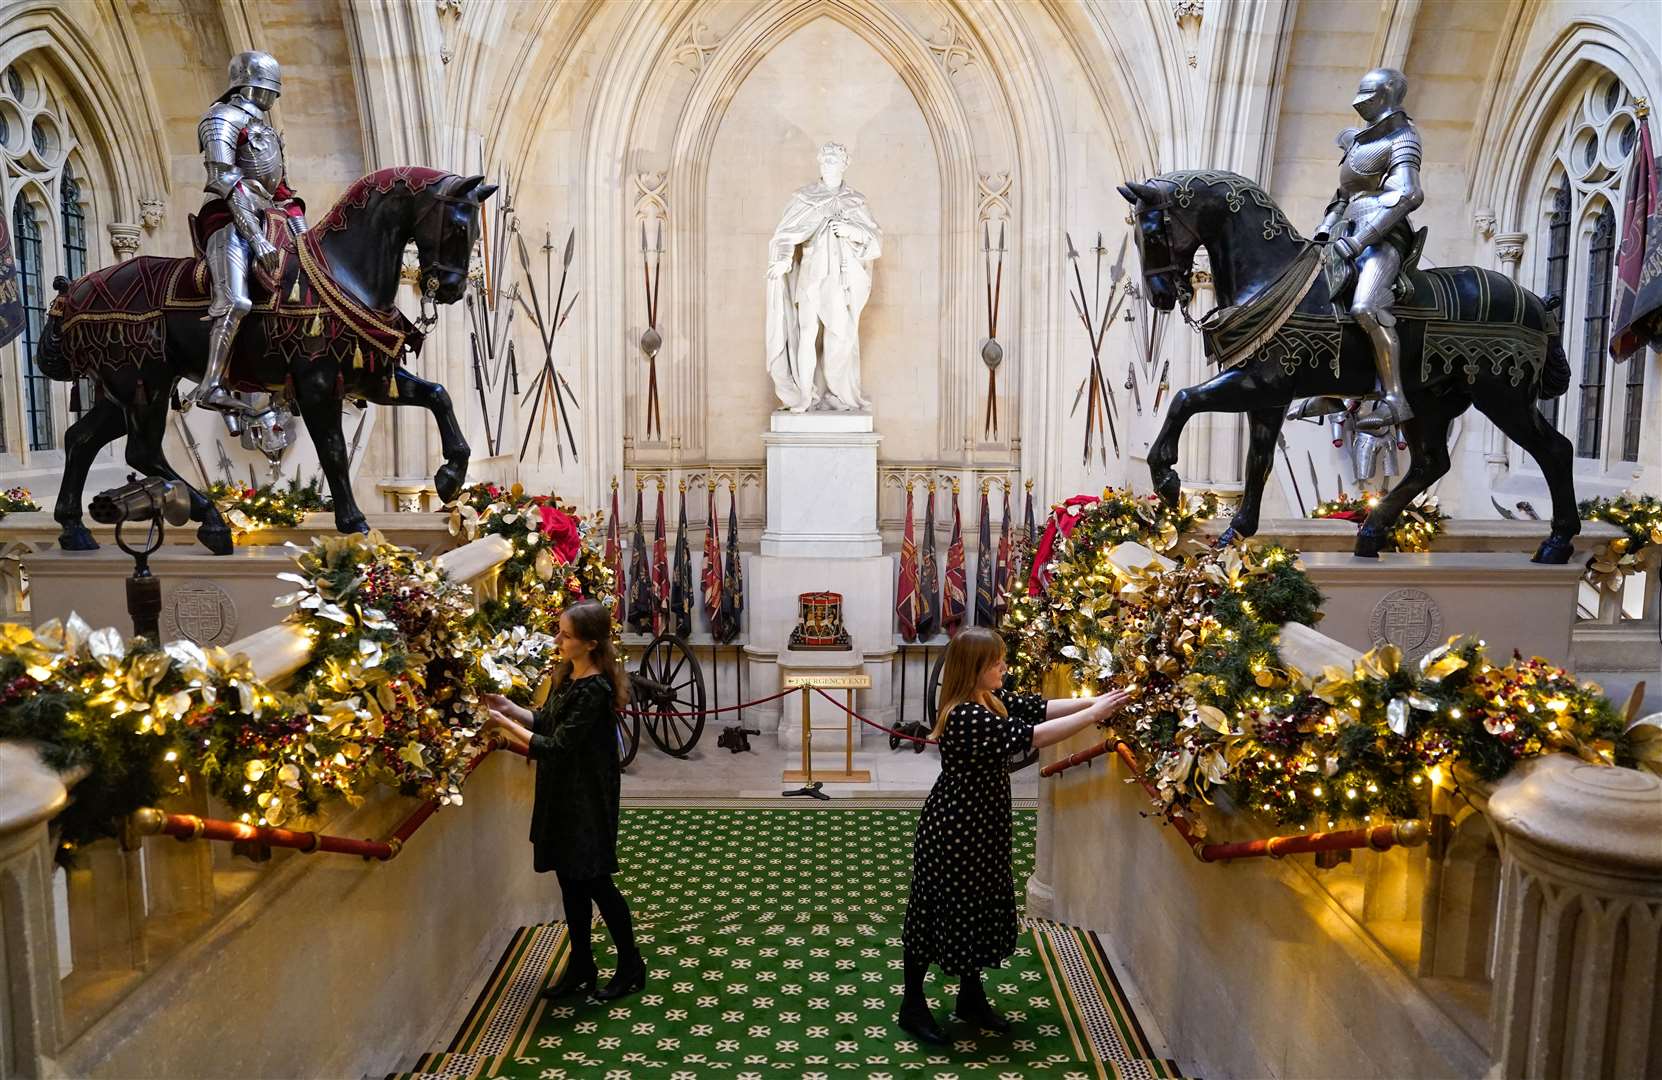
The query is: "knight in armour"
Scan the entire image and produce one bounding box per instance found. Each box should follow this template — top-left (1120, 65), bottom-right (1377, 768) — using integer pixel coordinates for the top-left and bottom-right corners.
top-left (1294, 67), bottom-right (1425, 433)
top-left (187, 51), bottom-right (307, 414)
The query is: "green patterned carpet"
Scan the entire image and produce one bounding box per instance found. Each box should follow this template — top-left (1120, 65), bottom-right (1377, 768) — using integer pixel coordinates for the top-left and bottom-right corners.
top-left (396, 807), bottom-right (1182, 1080)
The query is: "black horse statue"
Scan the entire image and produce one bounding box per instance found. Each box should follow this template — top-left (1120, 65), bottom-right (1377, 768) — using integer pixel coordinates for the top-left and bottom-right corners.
top-left (38, 167), bottom-right (495, 553)
top-left (1119, 170), bottom-right (1577, 563)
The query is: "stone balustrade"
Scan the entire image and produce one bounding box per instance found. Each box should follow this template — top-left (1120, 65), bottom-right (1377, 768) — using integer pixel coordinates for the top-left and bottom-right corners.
top-left (1029, 616), bottom-right (1662, 1078)
top-left (0, 535), bottom-right (527, 1079)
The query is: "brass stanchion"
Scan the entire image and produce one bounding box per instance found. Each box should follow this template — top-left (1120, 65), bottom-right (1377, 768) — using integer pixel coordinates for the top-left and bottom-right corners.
top-left (782, 672), bottom-right (872, 798)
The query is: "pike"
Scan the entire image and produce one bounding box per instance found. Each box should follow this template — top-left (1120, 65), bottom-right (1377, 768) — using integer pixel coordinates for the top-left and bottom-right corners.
top-left (1151, 359), bottom-right (1171, 411)
top-left (171, 412), bottom-right (211, 488)
top-left (464, 298), bottom-right (496, 455)
top-left (1306, 450), bottom-right (1324, 505)
top-left (347, 402), bottom-right (371, 469)
top-left (214, 440), bottom-right (237, 486)
top-left (1277, 431), bottom-right (1305, 515)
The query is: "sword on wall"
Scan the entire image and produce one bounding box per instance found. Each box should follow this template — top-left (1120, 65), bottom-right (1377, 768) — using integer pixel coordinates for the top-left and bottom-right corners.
top-left (172, 413), bottom-right (211, 488)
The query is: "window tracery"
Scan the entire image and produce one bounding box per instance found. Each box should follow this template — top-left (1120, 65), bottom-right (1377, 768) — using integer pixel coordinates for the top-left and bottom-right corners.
top-left (1528, 69), bottom-right (1648, 466)
top-left (2, 57), bottom-right (99, 455)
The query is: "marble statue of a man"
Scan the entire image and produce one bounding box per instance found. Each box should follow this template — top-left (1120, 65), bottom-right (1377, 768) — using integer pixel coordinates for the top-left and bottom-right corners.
top-left (765, 142), bottom-right (883, 412)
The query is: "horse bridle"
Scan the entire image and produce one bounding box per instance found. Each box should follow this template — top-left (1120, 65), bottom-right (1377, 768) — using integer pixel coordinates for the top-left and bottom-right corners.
top-left (1137, 194), bottom-right (1208, 330)
top-left (410, 182), bottom-right (477, 329)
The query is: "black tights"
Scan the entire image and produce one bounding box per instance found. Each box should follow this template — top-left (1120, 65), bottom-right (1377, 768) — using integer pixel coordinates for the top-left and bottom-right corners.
top-left (556, 871), bottom-right (637, 966)
top-left (903, 950), bottom-right (981, 1006)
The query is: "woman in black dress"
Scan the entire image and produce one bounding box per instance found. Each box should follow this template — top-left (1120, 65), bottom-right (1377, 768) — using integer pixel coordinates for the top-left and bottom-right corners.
top-left (482, 599), bottom-right (645, 1002)
top-left (898, 626), bottom-right (1129, 1044)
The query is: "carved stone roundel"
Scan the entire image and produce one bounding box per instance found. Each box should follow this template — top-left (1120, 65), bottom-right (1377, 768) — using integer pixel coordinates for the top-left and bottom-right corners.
top-left (1367, 587), bottom-right (1442, 662)
top-left (161, 580), bottom-right (239, 646)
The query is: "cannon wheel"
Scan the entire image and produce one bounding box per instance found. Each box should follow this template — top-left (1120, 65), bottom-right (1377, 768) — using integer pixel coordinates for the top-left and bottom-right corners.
top-left (617, 706), bottom-right (641, 769)
top-left (635, 633), bottom-right (707, 757)
top-left (925, 643), bottom-right (1040, 773)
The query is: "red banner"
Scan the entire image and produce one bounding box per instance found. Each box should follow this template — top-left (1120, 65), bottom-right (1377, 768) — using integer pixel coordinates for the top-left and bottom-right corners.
top-left (942, 490), bottom-right (967, 635)
top-left (1611, 114), bottom-right (1661, 362)
top-left (895, 486), bottom-right (919, 642)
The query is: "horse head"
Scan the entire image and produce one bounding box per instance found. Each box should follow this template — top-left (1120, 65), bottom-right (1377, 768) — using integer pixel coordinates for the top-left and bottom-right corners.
top-left (1117, 178), bottom-right (1200, 313)
top-left (412, 173), bottom-right (498, 305)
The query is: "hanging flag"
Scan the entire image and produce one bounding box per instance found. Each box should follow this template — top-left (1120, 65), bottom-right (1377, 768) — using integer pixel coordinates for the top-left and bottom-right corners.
top-left (669, 482), bottom-right (693, 639)
top-left (651, 486), bottom-right (670, 636)
top-left (994, 485), bottom-right (1012, 626)
top-left (1011, 483), bottom-right (1036, 594)
top-left (701, 482), bottom-right (724, 637)
top-left (605, 479), bottom-right (625, 617)
top-left (1612, 111), bottom-right (1661, 362)
top-left (626, 484), bottom-right (655, 633)
top-left (974, 485), bottom-right (997, 627)
top-left (917, 482), bottom-right (941, 639)
top-left (895, 483), bottom-right (920, 642)
top-left (717, 484), bottom-right (744, 643)
top-left (0, 210), bottom-right (23, 349)
top-left (942, 485), bottom-right (967, 635)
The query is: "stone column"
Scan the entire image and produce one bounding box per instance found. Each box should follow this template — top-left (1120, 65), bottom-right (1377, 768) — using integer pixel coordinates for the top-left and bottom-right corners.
top-left (1485, 750), bottom-right (1662, 1078)
top-left (1485, 232), bottom-right (1528, 466)
top-left (0, 744), bottom-right (72, 1078)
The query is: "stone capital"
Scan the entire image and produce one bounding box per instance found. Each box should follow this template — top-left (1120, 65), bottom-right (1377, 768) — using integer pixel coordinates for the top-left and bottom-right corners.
top-left (107, 222), bottom-right (143, 260)
top-left (1493, 231), bottom-right (1527, 266)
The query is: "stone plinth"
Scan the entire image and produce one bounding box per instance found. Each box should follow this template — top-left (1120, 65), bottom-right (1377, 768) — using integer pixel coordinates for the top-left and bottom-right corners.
top-left (23, 547), bottom-right (304, 646)
top-left (1298, 552), bottom-right (1582, 665)
top-left (759, 411), bottom-right (881, 558)
top-left (1201, 516), bottom-right (1623, 555)
top-left (776, 648), bottom-right (869, 751)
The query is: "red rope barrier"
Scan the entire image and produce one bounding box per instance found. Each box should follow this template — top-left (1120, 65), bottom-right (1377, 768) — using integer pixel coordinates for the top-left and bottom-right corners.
top-left (625, 686), bottom-right (800, 720)
top-left (811, 687), bottom-right (938, 745)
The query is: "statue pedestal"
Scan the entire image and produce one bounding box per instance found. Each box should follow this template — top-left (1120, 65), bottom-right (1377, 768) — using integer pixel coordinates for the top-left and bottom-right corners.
top-left (745, 411), bottom-right (895, 744)
top-left (22, 547), bottom-right (299, 646)
top-left (1298, 552), bottom-right (1583, 665)
top-left (760, 411), bottom-right (882, 558)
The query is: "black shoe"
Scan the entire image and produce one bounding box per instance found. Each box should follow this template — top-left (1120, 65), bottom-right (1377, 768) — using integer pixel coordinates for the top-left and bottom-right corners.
top-left (897, 1000), bottom-right (950, 1045)
top-left (541, 957), bottom-right (598, 999)
top-left (595, 955), bottom-right (646, 1001)
top-left (956, 984), bottom-right (1012, 1033)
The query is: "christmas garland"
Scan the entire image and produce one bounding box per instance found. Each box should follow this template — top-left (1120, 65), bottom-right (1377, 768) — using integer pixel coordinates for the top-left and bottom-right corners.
top-left (1006, 492), bottom-right (1644, 835)
top-left (0, 487), bottom-right (608, 863)
top-left (1311, 491), bottom-right (1448, 553)
top-left (0, 485), bottom-right (40, 519)
top-left (205, 476), bottom-right (332, 538)
top-left (1579, 494), bottom-right (1662, 593)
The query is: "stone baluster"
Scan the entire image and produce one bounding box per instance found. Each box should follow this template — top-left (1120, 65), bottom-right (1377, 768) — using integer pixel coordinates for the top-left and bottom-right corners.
top-left (0, 745), bottom-right (73, 1079)
top-left (1485, 748), bottom-right (1662, 1078)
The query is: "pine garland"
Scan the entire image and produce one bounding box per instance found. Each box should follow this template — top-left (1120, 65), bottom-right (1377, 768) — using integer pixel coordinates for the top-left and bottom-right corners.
top-left (205, 476), bottom-right (332, 538)
top-left (1311, 491), bottom-right (1448, 552)
top-left (0, 488), bottom-right (607, 864)
top-left (1007, 493), bottom-right (1641, 837)
top-left (0, 486), bottom-right (40, 520)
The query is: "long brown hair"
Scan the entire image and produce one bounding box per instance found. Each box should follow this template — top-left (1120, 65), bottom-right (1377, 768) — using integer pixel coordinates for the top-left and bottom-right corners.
top-left (552, 599), bottom-right (629, 712)
top-left (932, 626), bottom-right (1008, 739)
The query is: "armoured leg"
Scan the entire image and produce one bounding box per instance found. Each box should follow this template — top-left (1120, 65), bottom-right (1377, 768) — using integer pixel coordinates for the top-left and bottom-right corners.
top-left (1351, 246), bottom-right (1411, 432)
top-left (186, 226), bottom-right (253, 414)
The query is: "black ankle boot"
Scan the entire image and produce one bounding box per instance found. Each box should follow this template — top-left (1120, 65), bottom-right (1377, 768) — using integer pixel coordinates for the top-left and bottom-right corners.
top-left (542, 955), bottom-right (598, 999)
top-left (897, 996), bottom-right (949, 1045)
top-left (595, 952), bottom-right (646, 1001)
top-left (955, 976), bottom-right (1011, 1033)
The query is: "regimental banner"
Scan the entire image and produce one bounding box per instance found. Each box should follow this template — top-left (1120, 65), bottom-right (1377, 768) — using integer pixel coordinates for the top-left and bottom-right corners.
top-left (1611, 113), bottom-right (1661, 362)
top-left (0, 211), bottom-right (24, 349)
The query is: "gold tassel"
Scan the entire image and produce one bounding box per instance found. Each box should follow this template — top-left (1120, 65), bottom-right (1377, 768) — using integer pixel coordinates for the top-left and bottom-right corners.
top-left (352, 343), bottom-right (364, 370)
top-left (387, 375), bottom-right (398, 400)
top-left (288, 278), bottom-right (300, 303)
top-left (308, 313), bottom-right (323, 335)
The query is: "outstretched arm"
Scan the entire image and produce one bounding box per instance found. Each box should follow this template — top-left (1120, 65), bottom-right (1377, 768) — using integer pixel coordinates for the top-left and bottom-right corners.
top-left (1031, 690), bottom-right (1131, 750)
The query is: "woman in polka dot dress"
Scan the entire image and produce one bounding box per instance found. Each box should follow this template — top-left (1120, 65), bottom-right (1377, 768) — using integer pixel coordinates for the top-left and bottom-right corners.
top-left (898, 626), bottom-right (1130, 1044)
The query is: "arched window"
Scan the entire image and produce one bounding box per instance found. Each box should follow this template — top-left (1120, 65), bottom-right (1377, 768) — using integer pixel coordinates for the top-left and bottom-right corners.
top-left (60, 163), bottom-right (95, 418)
top-left (1539, 184), bottom-right (1570, 427)
top-left (1576, 206), bottom-right (1616, 457)
top-left (12, 197), bottom-right (52, 451)
top-left (1527, 69), bottom-right (1649, 469)
top-left (1, 55), bottom-right (103, 453)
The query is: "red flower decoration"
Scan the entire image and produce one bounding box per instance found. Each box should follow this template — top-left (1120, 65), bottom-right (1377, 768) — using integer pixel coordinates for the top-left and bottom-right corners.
top-left (537, 505), bottom-right (582, 564)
